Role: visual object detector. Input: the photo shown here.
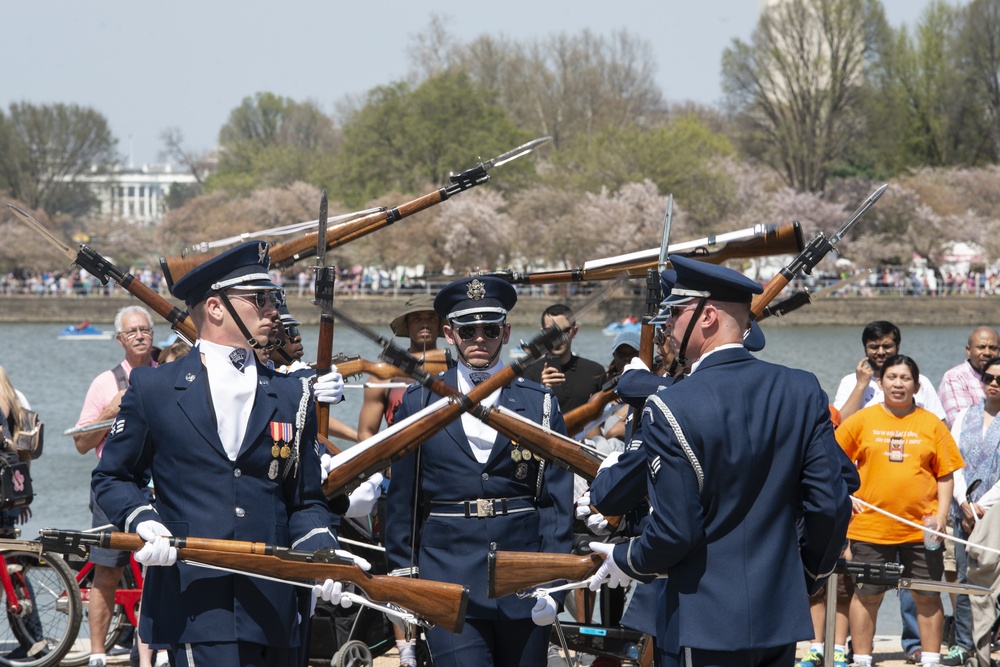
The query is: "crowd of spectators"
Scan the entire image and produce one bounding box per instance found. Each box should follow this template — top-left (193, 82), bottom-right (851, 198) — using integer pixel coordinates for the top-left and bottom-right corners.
top-left (2, 264), bottom-right (999, 299)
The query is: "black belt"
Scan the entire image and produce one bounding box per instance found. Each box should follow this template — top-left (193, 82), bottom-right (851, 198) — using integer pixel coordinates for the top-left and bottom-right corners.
top-left (428, 496), bottom-right (535, 518)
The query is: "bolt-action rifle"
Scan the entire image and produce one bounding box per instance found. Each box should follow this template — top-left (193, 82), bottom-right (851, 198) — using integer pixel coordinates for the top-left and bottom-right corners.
top-left (39, 529), bottom-right (469, 634)
top-left (484, 222), bottom-right (803, 285)
top-left (159, 137), bottom-right (551, 285)
top-left (487, 551), bottom-right (988, 601)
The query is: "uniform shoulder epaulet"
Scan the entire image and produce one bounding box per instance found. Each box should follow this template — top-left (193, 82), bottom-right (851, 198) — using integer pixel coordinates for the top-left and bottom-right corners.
top-left (512, 376), bottom-right (552, 394)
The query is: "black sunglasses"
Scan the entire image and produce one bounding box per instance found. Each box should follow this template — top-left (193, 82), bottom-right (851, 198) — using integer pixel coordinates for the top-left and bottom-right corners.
top-left (983, 373), bottom-right (1000, 386)
top-left (284, 325), bottom-right (300, 339)
top-left (231, 291), bottom-right (282, 309)
top-left (455, 323), bottom-right (503, 341)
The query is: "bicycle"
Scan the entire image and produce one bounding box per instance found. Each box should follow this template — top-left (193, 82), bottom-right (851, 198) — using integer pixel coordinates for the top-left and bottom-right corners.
top-left (0, 539), bottom-right (83, 667)
top-left (60, 553), bottom-right (143, 667)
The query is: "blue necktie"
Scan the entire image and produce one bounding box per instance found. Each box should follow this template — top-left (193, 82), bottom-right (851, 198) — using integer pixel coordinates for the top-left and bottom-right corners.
top-left (229, 349), bottom-right (247, 373)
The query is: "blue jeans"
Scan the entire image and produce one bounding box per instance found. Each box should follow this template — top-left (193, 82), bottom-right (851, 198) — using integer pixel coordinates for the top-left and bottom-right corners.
top-left (901, 588), bottom-right (921, 656)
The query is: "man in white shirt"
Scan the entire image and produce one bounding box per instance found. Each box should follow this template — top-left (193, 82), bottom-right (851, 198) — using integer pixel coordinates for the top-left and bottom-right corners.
top-left (833, 320), bottom-right (945, 420)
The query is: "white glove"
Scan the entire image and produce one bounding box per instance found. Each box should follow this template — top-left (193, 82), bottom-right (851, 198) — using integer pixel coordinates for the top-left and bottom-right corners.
top-left (597, 451), bottom-right (622, 473)
top-left (622, 357), bottom-right (649, 375)
top-left (313, 579), bottom-right (352, 608)
top-left (531, 594), bottom-right (558, 626)
top-left (335, 549), bottom-right (372, 572)
top-left (320, 452), bottom-right (335, 479)
top-left (135, 520), bottom-right (177, 567)
top-left (588, 541), bottom-right (633, 591)
top-left (314, 370), bottom-right (345, 404)
top-left (344, 473), bottom-right (384, 518)
top-left (575, 492), bottom-right (612, 535)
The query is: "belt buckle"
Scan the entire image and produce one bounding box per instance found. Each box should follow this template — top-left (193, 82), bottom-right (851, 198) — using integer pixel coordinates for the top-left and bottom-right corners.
top-left (476, 498), bottom-right (495, 518)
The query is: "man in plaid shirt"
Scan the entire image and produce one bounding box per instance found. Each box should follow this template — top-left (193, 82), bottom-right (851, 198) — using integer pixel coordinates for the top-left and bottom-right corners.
top-left (938, 326), bottom-right (1000, 427)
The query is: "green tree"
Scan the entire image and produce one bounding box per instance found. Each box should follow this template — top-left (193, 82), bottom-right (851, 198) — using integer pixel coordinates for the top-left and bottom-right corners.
top-left (206, 93), bottom-right (340, 195)
top-left (0, 102), bottom-right (119, 216)
top-left (721, 0), bottom-right (887, 192)
top-left (955, 0), bottom-right (1000, 162)
top-left (549, 117), bottom-right (735, 232)
top-left (333, 71), bottom-right (533, 207)
top-left (438, 28), bottom-right (662, 149)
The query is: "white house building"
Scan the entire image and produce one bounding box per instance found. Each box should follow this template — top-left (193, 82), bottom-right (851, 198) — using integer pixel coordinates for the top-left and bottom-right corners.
top-left (75, 164), bottom-right (199, 226)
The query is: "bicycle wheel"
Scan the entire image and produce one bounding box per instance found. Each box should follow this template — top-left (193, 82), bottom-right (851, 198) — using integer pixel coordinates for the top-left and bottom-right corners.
top-left (0, 549), bottom-right (82, 667)
top-left (59, 562), bottom-right (134, 667)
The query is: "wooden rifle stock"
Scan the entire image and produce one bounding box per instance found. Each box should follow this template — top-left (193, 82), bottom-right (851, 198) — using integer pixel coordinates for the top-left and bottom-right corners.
top-left (476, 406), bottom-right (602, 480)
top-left (332, 350), bottom-right (450, 381)
top-left (487, 550), bottom-right (604, 598)
top-left (41, 530), bottom-right (468, 633)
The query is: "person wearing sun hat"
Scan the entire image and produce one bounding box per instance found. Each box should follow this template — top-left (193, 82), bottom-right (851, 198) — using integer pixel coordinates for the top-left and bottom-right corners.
top-left (357, 295), bottom-right (450, 442)
top-left (384, 276), bottom-right (573, 667)
top-left (92, 241), bottom-right (364, 667)
top-left (586, 254), bottom-right (857, 667)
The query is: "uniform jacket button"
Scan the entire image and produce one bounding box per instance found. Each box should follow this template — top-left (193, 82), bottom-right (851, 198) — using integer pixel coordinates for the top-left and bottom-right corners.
top-left (235, 507), bottom-right (246, 518)
top-left (234, 468), bottom-right (242, 477)
top-left (489, 542), bottom-right (498, 551)
top-left (481, 473), bottom-right (489, 481)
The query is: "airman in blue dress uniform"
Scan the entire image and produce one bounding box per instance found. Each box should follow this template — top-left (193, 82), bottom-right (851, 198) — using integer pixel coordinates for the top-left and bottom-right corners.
top-left (385, 276), bottom-right (574, 667)
top-left (92, 241), bottom-right (353, 667)
top-left (587, 255), bottom-right (856, 667)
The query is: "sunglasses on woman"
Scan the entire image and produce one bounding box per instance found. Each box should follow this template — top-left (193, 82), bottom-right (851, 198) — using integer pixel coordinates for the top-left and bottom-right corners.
top-left (455, 323), bottom-right (503, 341)
top-left (982, 373), bottom-right (1000, 386)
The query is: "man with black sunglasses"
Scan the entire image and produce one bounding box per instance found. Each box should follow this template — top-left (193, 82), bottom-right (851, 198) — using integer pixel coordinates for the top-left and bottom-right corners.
top-left (92, 241), bottom-right (363, 667)
top-left (385, 276), bottom-right (574, 667)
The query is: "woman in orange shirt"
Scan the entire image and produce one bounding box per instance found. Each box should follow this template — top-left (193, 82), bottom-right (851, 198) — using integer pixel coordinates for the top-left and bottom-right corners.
top-left (836, 354), bottom-right (965, 667)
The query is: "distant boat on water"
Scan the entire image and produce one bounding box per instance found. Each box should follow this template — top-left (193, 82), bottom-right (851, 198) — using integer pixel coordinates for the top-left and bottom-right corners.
top-left (58, 320), bottom-right (113, 341)
top-left (602, 318), bottom-right (641, 336)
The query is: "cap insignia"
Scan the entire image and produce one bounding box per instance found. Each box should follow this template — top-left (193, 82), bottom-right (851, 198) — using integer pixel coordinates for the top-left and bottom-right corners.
top-left (258, 242), bottom-right (267, 265)
top-left (467, 279), bottom-right (486, 301)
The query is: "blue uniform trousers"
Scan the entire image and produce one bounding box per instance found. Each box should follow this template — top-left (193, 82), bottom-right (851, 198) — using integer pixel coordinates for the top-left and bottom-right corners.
top-left (427, 618), bottom-right (548, 667)
top-left (657, 643), bottom-right (796, 667)
top-left (171, 641), bottom-right (297, 667)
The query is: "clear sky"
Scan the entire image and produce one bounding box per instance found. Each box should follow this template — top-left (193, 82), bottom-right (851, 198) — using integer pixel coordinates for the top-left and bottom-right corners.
top-left (4, 0), bottom-right (958, 167)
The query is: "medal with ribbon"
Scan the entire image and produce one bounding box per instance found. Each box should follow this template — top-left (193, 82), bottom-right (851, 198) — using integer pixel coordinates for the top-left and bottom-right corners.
top-left (269, 422), bottom-right (293, 459)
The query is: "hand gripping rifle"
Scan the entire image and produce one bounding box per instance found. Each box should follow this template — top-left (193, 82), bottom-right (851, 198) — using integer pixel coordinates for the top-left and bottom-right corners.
top-left (483, 221), bottom-right (804, 285)
top-left (7, 204), bottom-right (197, 344)
top-left (159, 137), bottom-right (552, 284)
top-left (319, 283), bottom-right (623, 496)
top-left (312, 190), bottom-right (340, 455)
top-left (39, 529), bottom-right (469, 634)
top-left (750, 185), bottom-right (887, 319)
